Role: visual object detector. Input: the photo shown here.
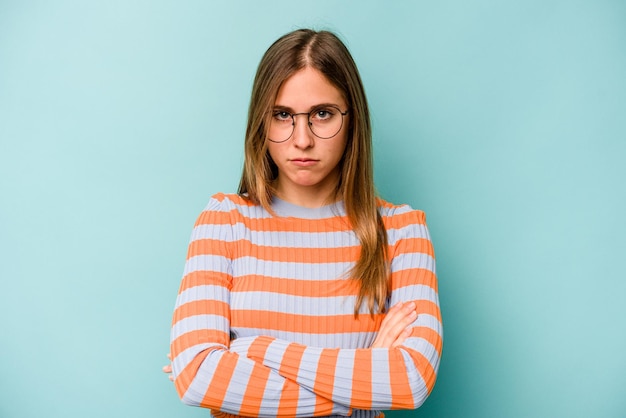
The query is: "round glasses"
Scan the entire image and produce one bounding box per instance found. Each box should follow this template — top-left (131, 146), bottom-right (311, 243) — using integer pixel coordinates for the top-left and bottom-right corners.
top-left (267, 105), bottom-right (349, 143)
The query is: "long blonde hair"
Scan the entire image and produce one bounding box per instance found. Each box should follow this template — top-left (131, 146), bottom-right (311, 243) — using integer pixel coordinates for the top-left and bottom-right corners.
top-left (238, 29), bottom-right (389, 315)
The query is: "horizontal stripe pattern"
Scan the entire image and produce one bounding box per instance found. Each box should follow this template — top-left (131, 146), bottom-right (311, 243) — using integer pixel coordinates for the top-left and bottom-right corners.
top-left (171, 193), bottom-right (442, 417)
top-left (191, 221), bottom-right (430, 247)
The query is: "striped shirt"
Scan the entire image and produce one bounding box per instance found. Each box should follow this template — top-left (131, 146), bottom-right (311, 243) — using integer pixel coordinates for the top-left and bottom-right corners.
top-left (170, 193), bottom-right (442, 417)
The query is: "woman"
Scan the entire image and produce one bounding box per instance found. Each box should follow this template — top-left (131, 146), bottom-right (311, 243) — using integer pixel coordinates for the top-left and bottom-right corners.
top-left (166, 29), bottom-right (442, 417)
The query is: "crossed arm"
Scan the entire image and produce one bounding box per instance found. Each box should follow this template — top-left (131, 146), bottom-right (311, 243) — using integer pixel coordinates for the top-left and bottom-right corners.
top-left (166, 202), bottom-right (442, 416)
top-left (167, 271), bottom-right (441, 415)
top-left (164, 301), bottom-right (419, 416)
top-left (163, 300), bottom-right (415, 377)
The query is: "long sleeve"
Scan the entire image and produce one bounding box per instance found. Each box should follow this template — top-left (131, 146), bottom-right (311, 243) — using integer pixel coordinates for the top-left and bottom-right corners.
top-left (238, 209), bottom-right (442, 410)
top-left (170, 197), bottom-right (352, 417)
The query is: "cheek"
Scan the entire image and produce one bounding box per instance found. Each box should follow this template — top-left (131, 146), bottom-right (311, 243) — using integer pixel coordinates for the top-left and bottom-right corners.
top-left (333, 135), bottom-right (349, 162)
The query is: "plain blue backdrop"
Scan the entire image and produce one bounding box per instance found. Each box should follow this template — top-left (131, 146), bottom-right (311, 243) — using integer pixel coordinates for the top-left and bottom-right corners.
top-left (1, 1), bottom-right (625, 417)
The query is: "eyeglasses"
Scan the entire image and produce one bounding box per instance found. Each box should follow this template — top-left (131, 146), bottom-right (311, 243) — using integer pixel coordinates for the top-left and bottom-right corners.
top-left (267, 105), bottom-right (349, 143)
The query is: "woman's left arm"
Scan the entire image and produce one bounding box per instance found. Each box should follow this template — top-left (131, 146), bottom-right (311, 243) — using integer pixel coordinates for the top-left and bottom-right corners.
top-left (237, 210), bottom-right (443, 410)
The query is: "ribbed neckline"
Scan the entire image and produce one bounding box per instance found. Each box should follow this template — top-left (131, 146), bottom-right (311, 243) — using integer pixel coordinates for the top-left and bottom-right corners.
top-left (271, 196), bottom-right (346, 219)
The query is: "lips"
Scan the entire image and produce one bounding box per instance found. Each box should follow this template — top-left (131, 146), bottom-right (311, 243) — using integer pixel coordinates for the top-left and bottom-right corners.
top-left (290, 158), bottom-right (319, 167)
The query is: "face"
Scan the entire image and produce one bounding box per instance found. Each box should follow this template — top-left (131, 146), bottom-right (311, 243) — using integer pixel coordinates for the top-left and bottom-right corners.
top-left (267, 67), bottom-right (349, 205)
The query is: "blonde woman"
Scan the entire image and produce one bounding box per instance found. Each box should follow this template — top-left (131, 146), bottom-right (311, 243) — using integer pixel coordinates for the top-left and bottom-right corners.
top-left (165, 29), bottom-right (442, 417)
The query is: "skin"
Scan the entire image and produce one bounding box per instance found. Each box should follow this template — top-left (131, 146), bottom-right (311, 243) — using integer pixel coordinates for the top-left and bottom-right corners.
top-left (267, 66), bottom-right (349, 208)
top-left (371, 301), bottom-right (417, 348)
top-left (163, 66), bottom-right (416, 379)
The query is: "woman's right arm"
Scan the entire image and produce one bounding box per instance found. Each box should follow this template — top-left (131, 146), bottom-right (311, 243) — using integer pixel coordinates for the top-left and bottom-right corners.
top-left (170, 198), bottom-right (351, 417)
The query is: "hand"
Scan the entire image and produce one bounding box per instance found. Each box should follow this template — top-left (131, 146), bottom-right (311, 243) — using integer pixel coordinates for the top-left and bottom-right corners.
top-left (371, 301), bottom-right (417, 349)
top-left (162, 353), bottom-right (173, 382)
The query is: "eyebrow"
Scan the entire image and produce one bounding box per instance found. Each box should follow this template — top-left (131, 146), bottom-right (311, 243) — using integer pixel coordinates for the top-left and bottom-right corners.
top-left (272, 102), bottom-right (344, 112)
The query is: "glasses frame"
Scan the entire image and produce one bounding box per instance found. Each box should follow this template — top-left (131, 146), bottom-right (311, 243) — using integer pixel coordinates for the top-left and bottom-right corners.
top-left (266, 106), bottom-right (349, 143)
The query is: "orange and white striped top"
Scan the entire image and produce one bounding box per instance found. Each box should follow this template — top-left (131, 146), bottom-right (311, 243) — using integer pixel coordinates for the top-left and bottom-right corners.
top-left (170, 193), bottom-right (442, 417)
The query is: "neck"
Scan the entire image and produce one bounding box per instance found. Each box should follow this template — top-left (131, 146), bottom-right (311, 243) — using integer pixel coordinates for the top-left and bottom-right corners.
top-left (274, 179), bottom-right (339, 208)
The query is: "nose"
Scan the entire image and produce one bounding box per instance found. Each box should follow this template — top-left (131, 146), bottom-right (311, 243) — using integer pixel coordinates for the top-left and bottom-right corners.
top-left (291, 114), bottom-right (314, 148)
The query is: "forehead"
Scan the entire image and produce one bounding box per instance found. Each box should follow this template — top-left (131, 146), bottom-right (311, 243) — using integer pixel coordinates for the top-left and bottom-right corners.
top-left (274, 67), bottom-right (346, 109)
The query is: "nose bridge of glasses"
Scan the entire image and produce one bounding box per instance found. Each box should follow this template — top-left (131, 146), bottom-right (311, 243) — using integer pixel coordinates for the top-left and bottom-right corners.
top-left (291, 111), bottom-right (313, 127)
top-left (290, 112), bottom-right (314, 143)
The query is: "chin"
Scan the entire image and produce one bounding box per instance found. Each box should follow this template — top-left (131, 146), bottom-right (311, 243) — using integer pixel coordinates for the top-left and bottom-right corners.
top-left (296, 181), bottom-right (322, 188)
top-left (291, 176), bottom-right (322, 187)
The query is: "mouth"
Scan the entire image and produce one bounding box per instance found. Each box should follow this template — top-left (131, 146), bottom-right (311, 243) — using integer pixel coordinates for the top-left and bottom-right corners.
top-left (290, 158), bottom-right (319, 167)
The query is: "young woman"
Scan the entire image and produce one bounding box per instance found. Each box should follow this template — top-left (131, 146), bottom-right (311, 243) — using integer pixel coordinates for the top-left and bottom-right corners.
top-left (166, 29), bottom-right (442, 417)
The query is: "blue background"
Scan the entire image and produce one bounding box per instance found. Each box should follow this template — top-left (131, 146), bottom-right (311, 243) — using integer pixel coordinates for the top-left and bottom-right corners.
top-left (1, 1), bottom-right (625, 417)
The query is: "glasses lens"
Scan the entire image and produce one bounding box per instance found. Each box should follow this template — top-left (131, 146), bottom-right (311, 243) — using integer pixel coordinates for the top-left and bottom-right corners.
top-left (309, 107), bottom-right (343, 139)
top-left (268, 110), bottom-right (293, 143)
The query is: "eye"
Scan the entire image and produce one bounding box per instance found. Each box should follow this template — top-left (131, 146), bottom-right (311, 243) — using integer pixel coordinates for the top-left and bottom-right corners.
top-left (311, 108), bottom-right (335, 122)
top-left (272, 110), bottom-right (292, 122)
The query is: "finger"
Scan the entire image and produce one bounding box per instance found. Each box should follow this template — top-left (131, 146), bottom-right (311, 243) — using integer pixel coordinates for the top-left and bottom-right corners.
top-left (162, 365), bottom-right (172, 373)
top-left (167, 353), bottom-right (172, 360)
top-left (386, 310), bottom-right (417, 342)
top-left (389, 307), bottom-right (418, 347)
top-left (377, 302), bottom-right (402, 327)
top-left (391, 327), bottom-right (413, 348)
top-left (388, 316), bottom-right (413, 348)
top-left (381, 302), bottom-right (416, 334)
top-left (379, 302), bottom-right (408, 327)
top-left (373, 310), bottom-right (405, 347)
top-left (401, 301), bottom-right (416, 315)
top-left (372, 302), bottom-right (417, 348)
top-left (387, 301), bottom-right (404, 313)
